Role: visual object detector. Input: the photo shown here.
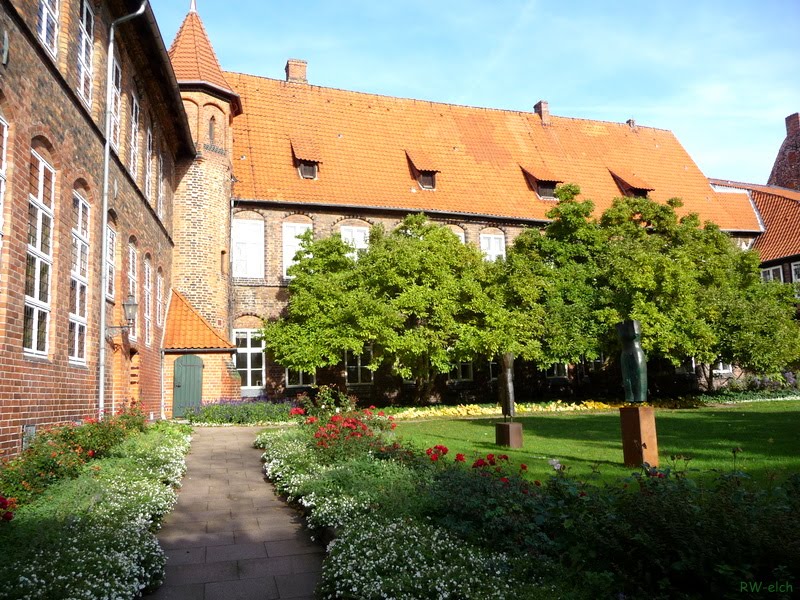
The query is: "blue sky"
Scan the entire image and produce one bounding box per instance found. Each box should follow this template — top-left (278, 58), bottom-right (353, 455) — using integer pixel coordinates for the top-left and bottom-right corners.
top-left (151, 0), bottom-right (799, 185)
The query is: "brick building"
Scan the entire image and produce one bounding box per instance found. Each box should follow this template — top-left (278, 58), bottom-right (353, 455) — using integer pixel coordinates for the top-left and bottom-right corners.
top-left (0, 1), bottom-right (775, 453)
top-left (0, 0), bottom-right (194, 455)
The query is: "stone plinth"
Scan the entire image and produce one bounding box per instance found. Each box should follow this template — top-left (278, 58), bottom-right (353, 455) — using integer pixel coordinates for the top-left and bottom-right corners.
top-left (496, 422), bottom-right (523, 448)
top-left (619, 406), bottom-right (659, 467)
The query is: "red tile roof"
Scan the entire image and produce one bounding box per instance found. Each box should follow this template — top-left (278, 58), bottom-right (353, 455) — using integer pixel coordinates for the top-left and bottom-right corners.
top-left (163, 290), bottom-right (234, 352)
top-left (169, 9), bottom-right (240, 112)
top-left (226, 71), bottom-right (761, 232)
top-left (710, 179), bottom-right (800, 263)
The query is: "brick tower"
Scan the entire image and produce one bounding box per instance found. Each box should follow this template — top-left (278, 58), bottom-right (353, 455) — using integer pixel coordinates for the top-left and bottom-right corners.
top-left (168, 1), bottom-right (242, 332)
top-left (768, 113), bottom-right (800, 191)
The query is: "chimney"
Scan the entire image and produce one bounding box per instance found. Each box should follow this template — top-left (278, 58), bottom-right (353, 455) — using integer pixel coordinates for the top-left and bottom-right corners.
top-left (626, 118), bottom-right (637, 130)
top-left (534, 100), bottom-right (550, 126)
top-left (285, 59), bottom-right (308, 84)
top-left (786, 113), bottom-right (800, 136)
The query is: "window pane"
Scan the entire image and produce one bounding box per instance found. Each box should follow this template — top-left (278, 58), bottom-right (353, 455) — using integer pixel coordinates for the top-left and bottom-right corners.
top-left (77, 324), bottom-right (85, 359)
top-left (23, 305), bottom-right (34, 349)
top-left (41, 214), bottom-right (52, 254)
top-left (28, 204), bottom-right (38, 246)
top-left (68, 321), bottom-right (76, 356)
top-left (36, 310), bottom-right (47, 351)
top-left (25, 255), bottom-right (36, 297)
top-left (38, 262), bottom-right (50, 302)
top-left (251, 352), bottom-right (263, 370)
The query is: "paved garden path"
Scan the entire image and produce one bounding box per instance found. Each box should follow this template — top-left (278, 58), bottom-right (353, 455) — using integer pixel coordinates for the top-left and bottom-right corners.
top-left (148, 426), bottom-right (323, 600)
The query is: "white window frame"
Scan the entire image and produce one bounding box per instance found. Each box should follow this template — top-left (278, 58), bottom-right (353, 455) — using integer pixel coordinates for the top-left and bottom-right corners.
top-left (285, 367), bottom-right (315, 388)
top-left (156, 153), bottom-right (165, 218)
top-left (761, 266), bottom-right (783, 283)
top-left (345, 346), bottom-right (373, 385)
top-left (105, 224), bottom-right (116, 299)
top-left (155, 269), bottom-right (164, 327)
top-left (282, 221), bottom-right (312, 277)
top-left (127, 243), bottom-right (138, 340)
top-left (144, 127), bottom-right (153, 199)
top-left (69, 191), bottom-right (90, 363)
top-left (24, 150), bottom-right (56, 356)
top-left (37, 0), bottom-right (59, 57)
top-left (235, 329), bottom-right (266, 393)
top-left (713, 362), bottom-right (733, 375)
top-left (340, 225), bottom-right (369, 260)
top-left (143, 257), bottom-right (152, 346)
top-left (452, 228), bottom-right (466, 243)
top-left (449, 361), bottom-right (473, 382)
top-left (0, 116), bottom-right (8, 250)
top-left (109, 58), bottom-right (122, 150)
top-left (129, 94), bottom-right (140, 177)
top-left (480, 232), bottom-right (505, 261)
top-left (231, 218), bottom-right (265, 278)
top-left (76, 0), bottom-right (94, 105)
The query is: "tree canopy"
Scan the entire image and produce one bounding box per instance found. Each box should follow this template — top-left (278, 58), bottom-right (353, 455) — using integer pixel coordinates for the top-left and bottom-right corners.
top-left (263, 189), bottom-right (800, 401)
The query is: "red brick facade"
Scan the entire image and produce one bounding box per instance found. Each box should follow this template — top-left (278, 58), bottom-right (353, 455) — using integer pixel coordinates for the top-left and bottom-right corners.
top-left (768, 113), bottom-right (800, 192)
top-left (0, 0), bottom-right (193, 455)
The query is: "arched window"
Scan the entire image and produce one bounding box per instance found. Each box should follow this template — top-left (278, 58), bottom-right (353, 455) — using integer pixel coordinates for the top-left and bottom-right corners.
top-left (143, 255), bottom-right (152, 346)
top-left (69, 187), bottom-right (91, 362)
top-left (127, 239), bottom-right (138, 340)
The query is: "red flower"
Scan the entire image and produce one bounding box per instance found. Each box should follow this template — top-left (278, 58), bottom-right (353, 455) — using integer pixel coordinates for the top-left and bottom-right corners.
top-left (0, 497), bottom-right (7, 510)
top-left (472, 458), bottom-right (487, 468)
top-left (1, 511), bottom-right (13, 521)
top-left (87, 450), bottom-right (95, 458)
top-left (289, 407), bottom-right (306, 416)
top-left (498, 454), bottom-right (509, 461)
top-left (455, 453), bottom-right (466, 462)
top-left (305, 416), bottom-right (318, 424)
top-left (578, 491), bottom-right (587, 497)
top-left (519, 463), bottom-right (528, 471)
top-left (500, 477), bottom-right (509, 483)
top-left (434, 445), bottom-right (449, 455)
top-left (430, 454), bottom-right (439, 462)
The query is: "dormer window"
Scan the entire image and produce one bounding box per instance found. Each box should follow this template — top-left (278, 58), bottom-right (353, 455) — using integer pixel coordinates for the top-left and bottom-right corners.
top-left (521, 165), bottom-right (562, 200)
top-left (405, 149), bottom-right (439, 191)
top-left (418, 170), bottom-right (436, 190)
top-left (298, 160), bottom-right (318, 179)
top-left (609, 168), bottom-right (654, 199)
top-left (291, 136), bottom-right (322, 181)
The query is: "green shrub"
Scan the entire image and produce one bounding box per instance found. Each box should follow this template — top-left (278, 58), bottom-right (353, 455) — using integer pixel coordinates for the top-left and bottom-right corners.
top-left (0, 422), bottom-right (190, 600)
top-left (185, 399), bottom-right (292, 424)
top-left (0, 409), bottom-right (146, 506)
top-left (297, 385), bottom-right (358, 418)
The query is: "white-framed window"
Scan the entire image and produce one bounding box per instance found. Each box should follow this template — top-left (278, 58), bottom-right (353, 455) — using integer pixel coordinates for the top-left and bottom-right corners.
top-left (156, 153), bottom-right (165, 218)
top-left (676, 357), bottom-right (696, 375)
top-left (127, 242), bottom-right (138, 340)
top-left (76, 0), bottom-right (94, 104)
top-left (37, 0), bottom-right (59, 57)
top-left (109, 58), bottom-right (122, 149)
top-left (105, 224), bottom-right (116, 299)
top-left (144, 128), bottom-right (153, 199)
top-left (282, 222), bottom-right (312, 277)
top-left (713, 362), bottom-right (733, 374)
top-left (286, 368), bottom-right (315, 387)
top-left (480, 232), bottom-right (505, 261)
top-left (143, 257), bottom-right (152, 346)
top-left (155, 269), bottom-right (164, 327)
top-left (0, 116), bottom-right (8, 249)
top-left (761, 266), bottom-right (783, 283)
top-left (235, 329), bottom-right (265, 392)
top-left (449, 362), bottom-right (473, 382)
top-left (345, 346), bottom-right (373, 384)
top-left (340, 225), bottom-right (369, 259)
top-left (791, 261), bottom-right (800, 283)
top-left (24, 150), bottom-right (56, 355)
top-left (546, 363), bottom-right (568, 378)
top-left (69, 191), bottom-right (90, 363)
top-left (231, 218), bottom-right (265, 278)
top-left (451, 227), bottom-right (466, 243)
top-left (129, 94), bottom-right (140, 176)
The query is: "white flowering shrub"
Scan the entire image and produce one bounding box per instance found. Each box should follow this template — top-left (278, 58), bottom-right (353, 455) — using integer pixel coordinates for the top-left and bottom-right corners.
top-left (0, 424), bottom-right (191, 600)
top-left (319, 515), bottom-right (535, 599)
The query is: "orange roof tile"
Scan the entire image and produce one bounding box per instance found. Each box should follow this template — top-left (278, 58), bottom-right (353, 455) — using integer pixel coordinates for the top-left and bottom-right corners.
top-left (710, 179), bottom-right (800, 263)
top-left (608, 168), bottom-right (654, 192)
top-left (521, 163), bottom-right (562, 183)
top-left (169, 9), bottom-right (238, 102)
top-left (405, 148), bottom-right (439, 173)
top-left (290, 136), bottom-right (323, 163)
top-left (163, 290), bottom-right (234, 352)
top-left (227, 71), bottom-right (761, 233)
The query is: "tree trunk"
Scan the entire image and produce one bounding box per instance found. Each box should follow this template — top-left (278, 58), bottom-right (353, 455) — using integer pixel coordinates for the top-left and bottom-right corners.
top-left (699, 363), bottom-right (715, 392)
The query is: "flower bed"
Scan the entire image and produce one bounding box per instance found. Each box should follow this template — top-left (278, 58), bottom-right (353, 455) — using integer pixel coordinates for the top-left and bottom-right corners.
top-left (0, 421), bottom-right (191, 600)
top-left (256, 403), bottom-right (800, 599)
top-left (185, 398), bottom-right (293, 425)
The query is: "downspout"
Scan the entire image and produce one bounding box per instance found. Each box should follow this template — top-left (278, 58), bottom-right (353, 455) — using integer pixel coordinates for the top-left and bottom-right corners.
top-left (98, 0), bottom-right (149, 420)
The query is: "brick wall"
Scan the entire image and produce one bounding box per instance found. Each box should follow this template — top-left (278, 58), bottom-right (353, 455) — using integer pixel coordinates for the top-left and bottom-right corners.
top-left (0, 1), bottom-right (185, 456)
top-left (768, 113), bottom-right (800, 191)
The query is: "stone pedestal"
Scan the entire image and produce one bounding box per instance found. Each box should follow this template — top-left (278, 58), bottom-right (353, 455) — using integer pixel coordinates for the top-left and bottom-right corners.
top-left (496, 422), bottom-right (523, 448)
top-left (619, 406), bottom-right (659, 467)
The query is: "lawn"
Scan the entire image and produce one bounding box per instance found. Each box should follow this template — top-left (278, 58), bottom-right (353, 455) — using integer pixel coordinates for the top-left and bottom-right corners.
top-left (395, 399), bottom-right (800, 483)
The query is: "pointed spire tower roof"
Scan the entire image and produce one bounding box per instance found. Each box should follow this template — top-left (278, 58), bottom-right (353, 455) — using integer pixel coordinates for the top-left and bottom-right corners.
top-left (169, 2), bottom-right (242, 115)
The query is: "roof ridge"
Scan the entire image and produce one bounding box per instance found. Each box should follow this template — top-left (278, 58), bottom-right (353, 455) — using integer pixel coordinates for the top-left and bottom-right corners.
top-left (225, 70), bottom-right (672, 132)
top-left (170, 10), bottom-right (234, 94)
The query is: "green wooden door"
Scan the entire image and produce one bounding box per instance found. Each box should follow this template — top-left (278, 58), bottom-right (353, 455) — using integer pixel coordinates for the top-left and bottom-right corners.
top-left (174, 355), bottom-right (203, 417)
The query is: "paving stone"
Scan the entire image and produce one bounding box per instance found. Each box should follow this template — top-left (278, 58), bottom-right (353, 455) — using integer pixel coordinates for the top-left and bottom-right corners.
top-left (265, 538), bottom-right (324, 558)
top-left (274, 573), bottom-right (319, 599)
top-left (205, 542), bottom-right (268, 563)
top-left (164, 546), bottom-right (207, 566)
top-left (146, 582), bottom-right (205, 600)
top-left (205, 577), bottom-right (280, 600)
top-left (165, 560), bottom-right (239, 585)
